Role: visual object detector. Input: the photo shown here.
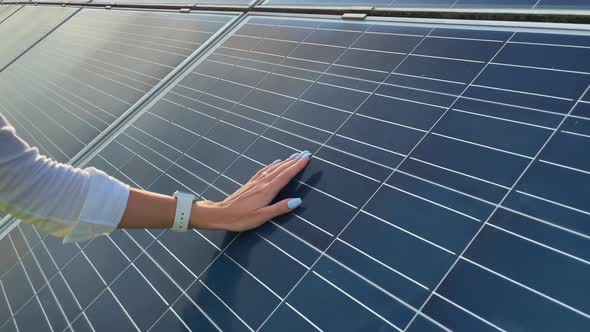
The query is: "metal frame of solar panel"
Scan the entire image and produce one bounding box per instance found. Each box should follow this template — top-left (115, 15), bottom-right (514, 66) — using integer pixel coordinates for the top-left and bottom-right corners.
top-left (0, 2), bottom-right (590, 332)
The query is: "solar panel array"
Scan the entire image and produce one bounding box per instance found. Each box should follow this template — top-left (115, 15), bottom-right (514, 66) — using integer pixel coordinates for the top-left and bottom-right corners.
top-left (1, 4), bottom-right (590, 332)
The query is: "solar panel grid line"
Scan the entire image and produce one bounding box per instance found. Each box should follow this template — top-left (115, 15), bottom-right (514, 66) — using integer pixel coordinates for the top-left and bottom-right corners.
top-left (451, 107), bottom-right (555, 130)
top-left (333, 238), bottom-right (429, 291)
top-left (0, 101), bottom-right (69, 161)
top-left (0, 107), bottom-right (54, 160)
top-left (224, 253), bottom-right (284, 300)
top-left (3, 232), bottom-right (63, 332)
top-left (105, 287), bottom-right (142, 332)
top-left (59, 236), bottom-right (161, 330)
top-left (403, 80), bottom-right (590, 331)
top-left (430, 131), bottom-right (535, 160)
top-left (409, 156), bottom-right (512, 189)
top-left (459, 95), bottom-right (565, 117)
top-left (314, 254), bottom-right (424, 327)
top-left (472, 83), bottom-right (575, 101)
top-left (3, 69), bottom-right (111, 133)
top-left (561, 127), bottom-right (590, 137)
top-left (539, 158), bottom-right (590, 176)
top-left (198, 279), bottom-right (256, 331)
top-left (462, 256), bottom-right (590, 319)
top-left (516, 189), bottom-right (590, 217)
top-left (56, 28), bottom-right (197, 58)
top-left (284, 302), bottom-right (324, 331)
top-left (383, 182), bottom-right (481, 222)
top-left (380, 81), bottom-right (460, 96)
top-left (20, 243), bottom-right (76, 332)
top-left (0, 281), bottom-right (15, 321)
top-left (313, 270), bottom-right (404, 331)
top-left (491, 61), bottom-right (590, 77)
top-left (486, 222), bottom-right (590, 266)
top-left (140, 237), bottom-right (242, 331)
top-left (498, 205), bottom-right (590, 243)
top-left (10, 64), bottom-right (121, 124)
top-left (42, 47), bottom-right (162, 86)
top-left (0, 75), bottom-right (92, 147)
top-left (429, 292), bottom-right (507, 332)
top-left (360, 210), bottom-right (456, 255)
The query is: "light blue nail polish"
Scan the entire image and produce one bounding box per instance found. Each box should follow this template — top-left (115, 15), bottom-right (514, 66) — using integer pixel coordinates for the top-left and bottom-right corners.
top-left (289, 152), bottom-right (299, 159)
top-left (287, 198), bottom-right (302, 209)
top-left (272, 159), bottom-right (282, 164)
top-left (298, 150), bottom-right (310, 157)
top-left (300, 152), bottom-right (312, 159)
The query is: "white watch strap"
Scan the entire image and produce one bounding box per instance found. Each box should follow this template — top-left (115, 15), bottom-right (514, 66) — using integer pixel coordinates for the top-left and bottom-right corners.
top-left (172, 191), bottom-right (196, 232)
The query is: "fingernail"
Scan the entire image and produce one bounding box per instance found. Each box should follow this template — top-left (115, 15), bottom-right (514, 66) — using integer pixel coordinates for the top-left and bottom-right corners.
top-left (271, 159), bottom-right (282, 164)
top-left (289, 152), bottom-right (299, 159)
top-left (287, 198), bottom-right (302, 209)
top-left (300, 152), bottom-right (312, 159)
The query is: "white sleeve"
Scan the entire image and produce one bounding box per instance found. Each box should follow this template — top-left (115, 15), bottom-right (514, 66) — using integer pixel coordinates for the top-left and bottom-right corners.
top-left (0, 113), bottom-right (130, 243)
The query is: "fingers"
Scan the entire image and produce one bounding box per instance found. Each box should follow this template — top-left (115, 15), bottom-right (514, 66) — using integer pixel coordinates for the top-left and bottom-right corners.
top-left (256, 197), bottom-right (302, 221)
top-left (228, 150), bottom-right (311, 203)
top-left (266, 154), bottom-right (311, 193)
top-left (262, 150), bottom-right (310, 182)
top-left (251, 158), bottom-right (284, 182)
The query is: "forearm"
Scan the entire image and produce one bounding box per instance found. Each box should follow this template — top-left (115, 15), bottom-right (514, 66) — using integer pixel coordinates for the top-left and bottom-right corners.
top-left (117, 188), bottom-right (177, 229)
top-left (118, 188), bottom-right (220, 230)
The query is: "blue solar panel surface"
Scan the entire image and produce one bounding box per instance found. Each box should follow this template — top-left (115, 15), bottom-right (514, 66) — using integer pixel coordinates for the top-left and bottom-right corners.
top-left (0, 8), bottom-right (235, 163)
top-left (263, 0), bottom-right (590, 9)
top-left (1, 11), bottom-right (590, 332)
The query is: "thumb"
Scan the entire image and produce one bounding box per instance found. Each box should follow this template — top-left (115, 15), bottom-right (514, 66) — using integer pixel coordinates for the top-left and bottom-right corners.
top-left (257, 198), bottom-right (302, 221)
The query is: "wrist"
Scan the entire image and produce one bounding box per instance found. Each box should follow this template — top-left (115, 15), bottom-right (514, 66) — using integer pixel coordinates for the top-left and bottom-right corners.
top-left (189, 200), bottom-right (223, 230)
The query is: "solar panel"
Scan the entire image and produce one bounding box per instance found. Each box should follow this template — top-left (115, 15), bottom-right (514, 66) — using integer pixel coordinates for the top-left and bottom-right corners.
top-left (0, 7), bottom-right (236, 163)
top-left (1, 9), bottom-right (590, 332)
top-left (262, 0), bottom-right (590, 9)
top-left (0, 6), bottom-right (76, 71)
top-left (0, 4), bottom-right (21, 23)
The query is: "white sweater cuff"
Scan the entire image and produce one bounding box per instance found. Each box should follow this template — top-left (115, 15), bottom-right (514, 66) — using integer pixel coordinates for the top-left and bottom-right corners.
top-left (63, 167), bottom-right (130, 243)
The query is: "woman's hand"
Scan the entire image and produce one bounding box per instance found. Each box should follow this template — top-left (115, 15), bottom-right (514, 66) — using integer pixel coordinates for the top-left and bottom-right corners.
top-left (190, 150), bottom-right (312, 232)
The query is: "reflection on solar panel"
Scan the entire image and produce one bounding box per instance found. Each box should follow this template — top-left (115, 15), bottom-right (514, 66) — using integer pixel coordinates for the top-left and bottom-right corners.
top-left (0, 8), bottom-right (235, 163)
top-left (0, 5), bottom-right (21, 23)
top-left (0, 6), bottom-right (76, 70)
top-left (1, 5), bottom-right (590, 332)
top-left (263, 0), bottom-right (590, 9)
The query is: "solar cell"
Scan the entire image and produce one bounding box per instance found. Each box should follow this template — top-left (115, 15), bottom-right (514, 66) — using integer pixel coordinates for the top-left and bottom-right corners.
top-left (1, 9), bottom-right (590, 332)
top-left (0, 8), bottom-right (236, 163)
